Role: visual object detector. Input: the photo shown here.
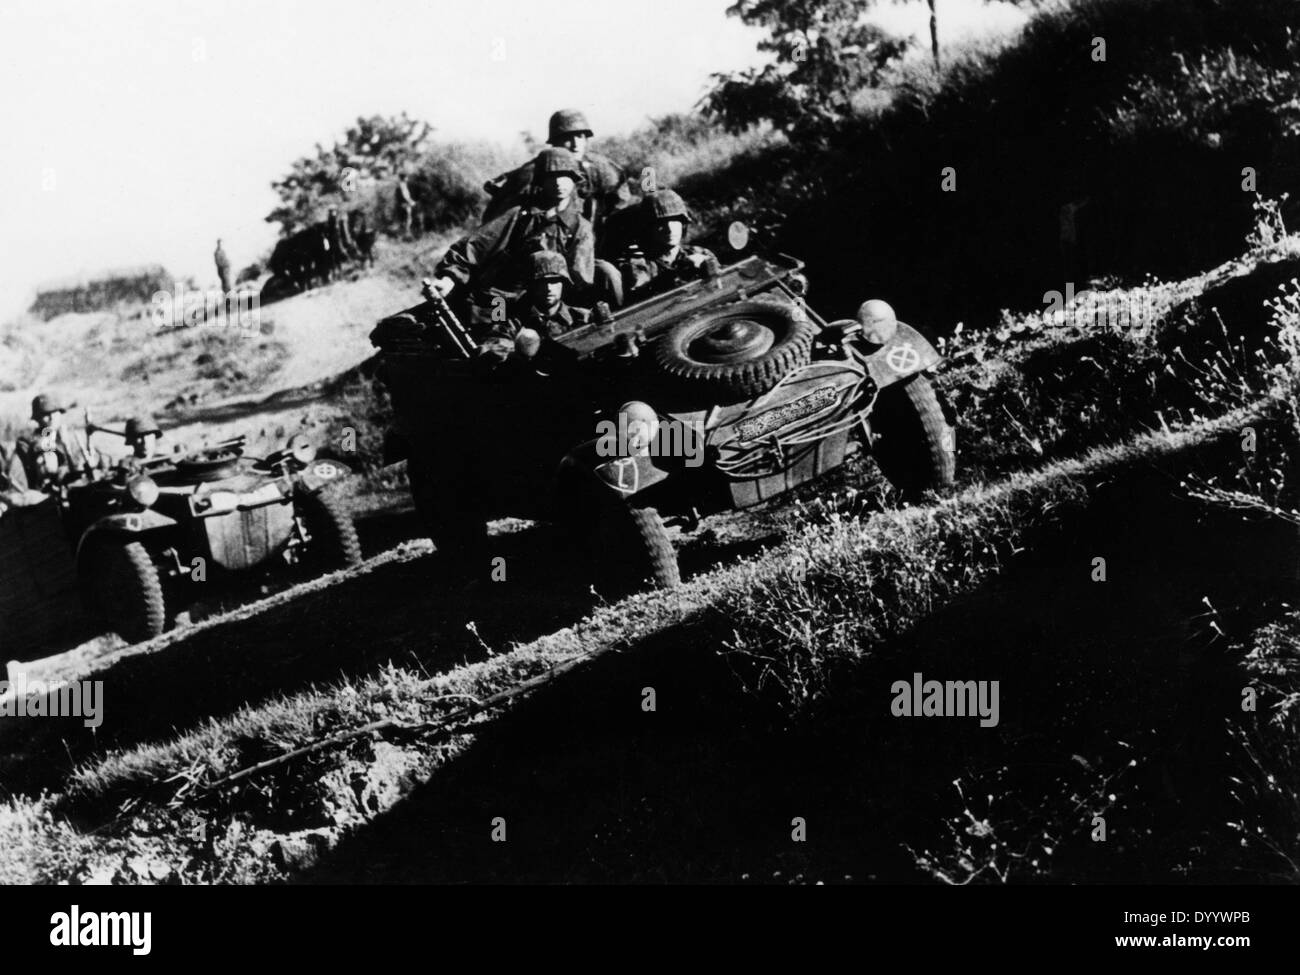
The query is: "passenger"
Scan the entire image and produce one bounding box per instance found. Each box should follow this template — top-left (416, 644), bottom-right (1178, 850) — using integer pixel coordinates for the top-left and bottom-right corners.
top-left (426, 148), bottom-right (598, 332)
top-left (482, 109), bottom-right (628, 237)
top-left (615, 189), bottom-right (718, 302)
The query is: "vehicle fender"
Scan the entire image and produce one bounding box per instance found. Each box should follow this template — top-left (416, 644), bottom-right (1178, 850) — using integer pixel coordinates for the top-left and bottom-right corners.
top-left (559, 438), bottom-right (671, 501)
top-left (75, 509), bottom-right (177, 559)
top-left (863, 322), bottom-right (942, 389)
top-left (295, 457), bottom-right (353, 494)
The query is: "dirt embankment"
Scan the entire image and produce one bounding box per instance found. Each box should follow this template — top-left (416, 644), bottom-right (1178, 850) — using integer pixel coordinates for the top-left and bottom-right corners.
top-left (2, 239), bottom-right (1297, 884)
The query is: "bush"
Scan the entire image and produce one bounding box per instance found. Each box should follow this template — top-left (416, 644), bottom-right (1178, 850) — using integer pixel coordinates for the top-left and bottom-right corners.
top-left (28, 266), bottom-right (174, 321)
top-left (733, 0), bottom-right (1300, 327)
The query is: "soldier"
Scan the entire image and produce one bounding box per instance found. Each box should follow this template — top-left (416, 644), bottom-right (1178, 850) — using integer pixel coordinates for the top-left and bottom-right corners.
top-left (394, 174), bottom-right (417, 240)
top-left (616, 189), bottom-right (718, 302)
top-left (350, 210), bottom-right (377, 267)
top-left (0, 441), bottom-right (45, 516)
top-left (427, 147), bottom-right (597, 331)
top-left (477, 251), bottom-right (591, 365)
top-left (482, 109), bottom-right (628, 238)
top-left (123, 415), bottom-right (162, 461)
top-left (12, 393), bottom-right (96, 492)
top-left (214, 238), bottom-right (232, 294)
top-left (326, 207), bottom-right (356, 279)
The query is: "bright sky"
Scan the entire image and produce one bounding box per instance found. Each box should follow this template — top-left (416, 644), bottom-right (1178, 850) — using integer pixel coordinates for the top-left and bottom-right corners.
top-left (0, 0), bottom-right (1027, 323)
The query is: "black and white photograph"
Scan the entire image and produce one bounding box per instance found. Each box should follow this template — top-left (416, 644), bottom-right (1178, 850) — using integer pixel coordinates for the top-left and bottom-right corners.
top-left (0, 0), bottom-right (1296, 950)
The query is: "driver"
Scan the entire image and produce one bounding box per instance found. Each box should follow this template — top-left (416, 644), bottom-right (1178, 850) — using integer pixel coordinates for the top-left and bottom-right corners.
top-left (480, 251), bottom-right (590, 369)
top-left (615, 190), bottom-right (718, 303)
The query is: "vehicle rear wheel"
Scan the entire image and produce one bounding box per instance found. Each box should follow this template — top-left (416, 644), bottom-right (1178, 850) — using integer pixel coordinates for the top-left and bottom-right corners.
top-left (868, 373), bottom-right (956, 498)
top-left (407, 455), bottom-right (489, 583)
top-left (593, 502), bottom-right (680, 595)
top-left (653, 299), bottom-right (816, 400)
top-left (82, 539), bottom-right (167, 644)
top-left (297, 490), bottom-right (362, 572)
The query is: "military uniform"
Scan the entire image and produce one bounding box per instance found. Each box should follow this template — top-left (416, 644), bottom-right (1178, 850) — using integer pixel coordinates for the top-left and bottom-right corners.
top-left (493, 297), bottom-right (592, 343)
top-left (478, 251), bottom-right (589, 373)
top-left (437, 149), bottom-right (595, 330)
top-left (327, 208), bottom-right (357, 279)
top-left (619, 244), bottom-right (718, 300)
top-left (0, 443), bottom-right (46, 517)
top-left (12, 394), bottom-right (97, 492)
top-left (13, 430), bottom-right (94, 491)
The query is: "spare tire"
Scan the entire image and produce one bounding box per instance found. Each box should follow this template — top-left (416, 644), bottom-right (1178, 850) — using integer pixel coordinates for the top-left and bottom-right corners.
top-left (652, 299), bottom-right (816, 400)
top-left (175, 447), bottom-right (242, 482)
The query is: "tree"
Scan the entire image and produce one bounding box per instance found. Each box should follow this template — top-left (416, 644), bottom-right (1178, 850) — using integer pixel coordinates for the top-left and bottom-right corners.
top-left (927, 0), bottom-right (939, 70)
top-left (267, 113), bottom-right (432, 234)
top-left (701, 0), bottom-right (911, 137)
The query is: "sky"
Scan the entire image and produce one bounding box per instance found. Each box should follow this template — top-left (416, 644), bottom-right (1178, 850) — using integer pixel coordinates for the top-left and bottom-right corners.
top-left (0, 0), bottom-right (1028, 323)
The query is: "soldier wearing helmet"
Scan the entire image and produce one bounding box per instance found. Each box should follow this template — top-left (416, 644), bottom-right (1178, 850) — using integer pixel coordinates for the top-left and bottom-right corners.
top-left (616, 189), bottom-right (718, 302)
top-left (427, 147), bottom-right (598, 331)
top-left (482, 108), bottom-right (629, 237)
top-left (124, 415), bottom-right (163, 460)
top-left (478, 251), bottom-right (590, 366)
top-left (12, 392), bottom-right (96, 491)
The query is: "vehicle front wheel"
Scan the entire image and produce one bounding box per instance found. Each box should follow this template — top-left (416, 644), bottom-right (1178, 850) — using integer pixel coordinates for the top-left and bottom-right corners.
top-left (592, 501), bottom-right (681, 595)
top-left (867, 373), bottom-right (956, 498)
top-left (81, 539), bottom-right (167, 644)
top-left (297, 490), bottom-right (363, 573)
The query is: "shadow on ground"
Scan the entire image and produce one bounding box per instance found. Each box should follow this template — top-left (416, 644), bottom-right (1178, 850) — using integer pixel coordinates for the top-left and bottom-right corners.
top-left (300, 469), bottom-right (1299, 883)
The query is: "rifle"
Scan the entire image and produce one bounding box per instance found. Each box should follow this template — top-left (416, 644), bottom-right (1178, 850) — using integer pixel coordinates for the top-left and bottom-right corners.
top-left (420, 279), bottom-right (477, 359)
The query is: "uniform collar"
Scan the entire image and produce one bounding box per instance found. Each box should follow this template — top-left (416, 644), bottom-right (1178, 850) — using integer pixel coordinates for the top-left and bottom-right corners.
top-left (529, 301), bottom-right (572, 327)
top-left (529, 199), bottom-right (582, 230)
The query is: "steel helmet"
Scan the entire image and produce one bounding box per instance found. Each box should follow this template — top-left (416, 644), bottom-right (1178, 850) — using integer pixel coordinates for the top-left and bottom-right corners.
top-left (31, 393), bottom-right (67, 419)
top-left (548, 109), bottom-right (593, 144)
top-left (124, 415), bottom-right (162, 442)
top-left (527, 250), bottom-right (571, 283)
top-left (533, 147), bottom-right (583, 181)
top-left (643, 189), bottom-right (692, 224)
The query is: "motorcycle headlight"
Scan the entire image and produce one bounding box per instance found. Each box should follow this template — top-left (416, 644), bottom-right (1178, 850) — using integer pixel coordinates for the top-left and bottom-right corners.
top-left (856, 298), bottom-right (899, 345)
top-left (287, 434), bottom-right (317, 464)
top-left (127, 474), bottom-right (159, 508)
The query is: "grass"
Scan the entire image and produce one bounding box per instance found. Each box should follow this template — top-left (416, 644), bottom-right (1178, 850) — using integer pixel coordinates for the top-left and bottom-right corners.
top-left (2, 231), bottom-right (1295, 882)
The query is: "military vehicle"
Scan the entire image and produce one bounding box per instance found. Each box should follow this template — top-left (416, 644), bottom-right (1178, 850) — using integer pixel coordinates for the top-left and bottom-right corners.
top-left (0, 432), bottom-right (360, 655)
top-left (370, 251), bottom-right (955, 592)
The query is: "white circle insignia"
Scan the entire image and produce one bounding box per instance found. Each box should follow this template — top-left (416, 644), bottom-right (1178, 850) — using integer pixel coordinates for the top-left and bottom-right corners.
top-left (885, 343), bottom-right (921, 373)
